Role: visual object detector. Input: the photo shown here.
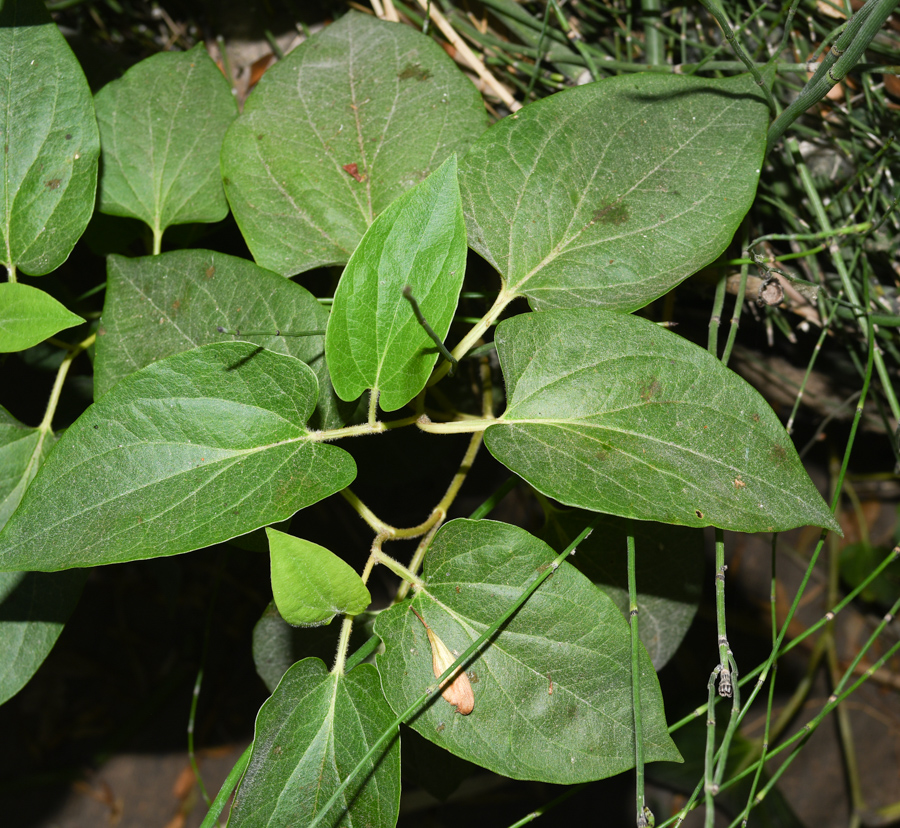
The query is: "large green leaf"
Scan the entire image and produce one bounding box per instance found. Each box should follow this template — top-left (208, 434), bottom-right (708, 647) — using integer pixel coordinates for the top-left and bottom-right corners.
top-left (0, 343), bottom-right (356, 571)
top-left (325, 155), bottom-right (466, 411)
top-left (95, 250), bottom-right (352, 428)
top-left (93, 44), bottom-right (238, 236)
top-left (0, 282), bottom-right (85, 352)
top-left (0, 569), bottom-right (86, 705)
top-left (374, 519), bottom-right (681, 783)
top-left (221, 10), bottom-right (487, 277)
top-left (485, 310), bottom-right (839, 533)
top-left (267, 529), bottom-right (371, 626)
top-left (0, 0), bottom-right (100, 276)
top-left (229, 659), bottom-right (400, 828)
top-left (541, 508), bottom-right (702, 670)
top-left (458, 73), bottom-right (767, 311)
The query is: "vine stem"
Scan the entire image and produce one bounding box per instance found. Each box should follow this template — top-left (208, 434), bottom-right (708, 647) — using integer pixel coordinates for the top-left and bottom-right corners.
top-left (39, 332), bottom-right (96, 432)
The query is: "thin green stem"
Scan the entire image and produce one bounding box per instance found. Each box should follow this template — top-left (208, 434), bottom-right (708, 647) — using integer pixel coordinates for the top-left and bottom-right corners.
top-left (198, 743), bottom-right (252, 828)
top-left (695, 0), bottom-right (777, 113)
top-left (627, 532), bottom-right (648, 827)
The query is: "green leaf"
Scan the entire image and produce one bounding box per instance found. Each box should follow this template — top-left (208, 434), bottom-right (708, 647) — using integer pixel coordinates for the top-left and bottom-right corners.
top-left (0, 405), bottom-right (56, 529)
top-left (541, 508), bottom-right (702, 670)
top-left (93, 44), bottom-right (238, 236)
top-left (229, 659), bottom-right (400, 828)
top-left (325, 155), bottom-right (466, 411)
top-left (0, 343), bottom-right (356, 571)
top-left (0, 569), bottom-right (86, 705)
top-left (267, 529), bottom-right (371, 626)
top-left (0, 0), bottom-right (100, 276)
top-left (458, 73), bottom-right (767, 311)
top-left (95, 250), bottom-right (352, 429)
top-left (485, 309), bottom-right (840, 534)
top-left (221, 10), bottom-right (487, 277)
top-left (0, 406), bottom-right (80, 706)
top-left (0, 283), bottom-right (85, 352)
top-left (374, 519), bottom-right (681, 783)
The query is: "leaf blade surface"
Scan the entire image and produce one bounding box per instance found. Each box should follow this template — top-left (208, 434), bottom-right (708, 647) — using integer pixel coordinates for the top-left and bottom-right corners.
top-left (229, 659), bottom-right (400, 828)
top-left (325, 155), bottom-right (466, 411)
top-left (485, 309), bottom-right (839, 533)
top-left (221, 10), bottom-right (487, 276)
top-left (375, 519), bottom-right (681, 783)
top-left (0, 0), bottom-right (100, 275)
top-left (0, 343), bottom-right (356, 571)
top-left (459, 73), bottom-right (767, 311)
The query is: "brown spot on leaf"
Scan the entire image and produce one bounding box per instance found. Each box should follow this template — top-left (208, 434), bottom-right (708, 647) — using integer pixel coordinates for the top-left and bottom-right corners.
top-left (343, 163), bottom-right (364, 182)
top-left (768, 444), bottom-right (788, 465)
top-left (592, 201), bottom-right (630, 226)
top-left (45, 178), bottom-right (61, 190)
top-left (398, 62), bottom-right (431, 81)
top-left (205, 266), bottom-right (215, 279)
top-left (695, 510), bottom-right (704, 519)
top-left (733, 477), bottom-right (746, 489)
top-left (640, 379), bottom-right (661, 401)
top-left (171, 299), bottom-right (181, 311)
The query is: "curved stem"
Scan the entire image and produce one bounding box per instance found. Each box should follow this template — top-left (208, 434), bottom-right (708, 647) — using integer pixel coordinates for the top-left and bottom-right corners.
top-left (39, 332), bottom-right (96, 433)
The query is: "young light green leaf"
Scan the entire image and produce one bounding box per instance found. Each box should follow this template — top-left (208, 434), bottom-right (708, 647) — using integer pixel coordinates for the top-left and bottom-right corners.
top-left (0, 283), bottom-right (85, 352)
top-left (459, 73), bottom-right (767, 311)
top-left (93, 44), bottom-right (238, 237)
top-left (0, 0), bottom-right (100, 276)
top-left (375, 518), bottom-right (681, 783)
top-left (95, 250), bottom-right (354, 429)
top-left (267, 529), bottom-right (371, 626)
top-left (485, 309), bottom-right (840, 534)
top-left (0, 343), bottom-right (356, 572)
top-left (221, 10), bottom-right (487, 277)
top-left (0, 569), bottom-right (86, 705)
top-left (541, 508), bottom-right (702, 670)
top-left (229, 659), bottom-right (400, 828)
top-left (325, 155), bottom-right (466, 412)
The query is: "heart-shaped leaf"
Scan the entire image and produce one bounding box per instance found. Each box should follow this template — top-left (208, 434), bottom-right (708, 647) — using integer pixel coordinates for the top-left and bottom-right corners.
top-left (267, 529), bottom-right (371, 626)
top-left (229, 659), bottom-right (400, 828)
top-left (541, 508), bottom-right (702, 669)
top-left (325, 155), bottom-right (466, 411)
top-left (93, 44), bottom-right (238, 238)
top-left (459, 72), bottom-right (767, 311)
top-left (95, 250), bottom-right (353, 429)
top-left (0, 343), bottom-right (356, 571)
top-left (485, 309), bottom-right (839, 533)
top-left (375, 519), bottom-right (681, 783)
top-left (0, 283), bottom-right (85, 352)
top-left (221, 10), bottom-right (487, 276)
top-left (0, 0), bottom-right (100, 276)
